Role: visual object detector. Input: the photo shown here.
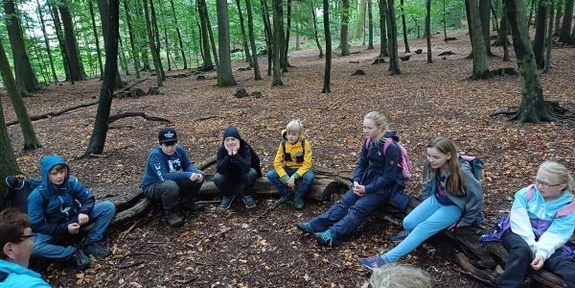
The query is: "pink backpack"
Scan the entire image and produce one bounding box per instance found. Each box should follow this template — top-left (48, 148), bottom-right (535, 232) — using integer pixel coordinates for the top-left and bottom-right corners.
top-left (365, 138), bottom-right (413, 180)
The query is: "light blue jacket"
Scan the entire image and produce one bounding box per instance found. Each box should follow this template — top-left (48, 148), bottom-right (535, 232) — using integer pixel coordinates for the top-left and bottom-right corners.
top-left (0, 259), bottom-right (51, 287)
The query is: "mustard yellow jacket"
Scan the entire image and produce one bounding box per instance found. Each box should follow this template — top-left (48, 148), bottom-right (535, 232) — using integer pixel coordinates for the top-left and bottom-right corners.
top-left (272, 130), bottom-right (313, 180)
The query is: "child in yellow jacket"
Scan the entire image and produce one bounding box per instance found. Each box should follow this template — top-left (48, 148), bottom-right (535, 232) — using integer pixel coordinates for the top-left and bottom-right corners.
top-left (267, 119), bottom-right (315, 209)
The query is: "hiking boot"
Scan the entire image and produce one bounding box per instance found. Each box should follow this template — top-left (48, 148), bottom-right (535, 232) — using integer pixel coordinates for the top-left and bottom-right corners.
top-left (219, 196), bottom-right (235, 211)
top-left (167, 212), bottom-right (184, 227)
top-left (293, 196), bottom-right (304, 209)
top-left (243, 196), bottom-right (256, 209)
top-left (314, 230), bottom-right (334, 247)
top-left (275, 196), bottom-right (290, 206)
top-left (180, 199), bottom-right (205, 212)
top-left (72, 248), bottom-right (90, 270)
top-left (389, 230), bottom-right (410, 242)
top-left (296, 221), bottom-right (315, 234)
top-left (358, 254), bottom-right (390, 270)
top-left (83, 243), bottom-right (112, 258)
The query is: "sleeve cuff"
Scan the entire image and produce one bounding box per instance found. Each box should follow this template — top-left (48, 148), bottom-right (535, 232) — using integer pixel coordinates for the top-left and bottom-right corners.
top-left (293, 173), bottom-right (301, 179)
top-left (281, 175), bottom-right (290, 182)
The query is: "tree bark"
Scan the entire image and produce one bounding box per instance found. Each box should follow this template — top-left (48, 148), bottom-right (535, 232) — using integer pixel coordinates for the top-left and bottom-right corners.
top-left (340, 0), bottom-right (350, 56)
top-left (558, 0), bottom-right (573, 42)
top-left (468, 0), bottom-right (493, 79)
top-left (321, 0), bottom-right (331, 93)
top-left (544, 0), bottom-right (554, 73)
top-left (235, 0), bottom-right (253, 66)
top-left (149, 0), bottom-right (165, 81)
top-left (272, 0), bottom-right (284, 86)
top-left (260, 0), bottom-right (273, 76)
top-left (245, 0), bottom-right (262, 79)
top-left (89, 0), bottom-right (104, 78)
top-left (59, 0), bottom-right (86, 82)
top-left (85, 0), bottom-right (120, 157)
top-left (215, 0), bottom-right (237, 86)
top-left (169, 0), bottom-right (188, 69)
top-left (311, 2), bottom-right (324, 57)
top-left (425, 0), bottom-right (432, 63)
top-left (123, 0), bottom-right (141, 78)
top-left (0, 37), bottom-right (42, 151)
top-left (504, 0), bottom-right (552, 123)
top-left (143, 0), bottom-right (163, 87)
top-left (3, 0), bottom-right (40, 95)
top-left (378, 0), bottom-right (389, 58)
top-left (36, 0), bottom-right (58, 83)
top-left (479, 0), bottom-right (493, 55)
top-left (368, 0), bottom-right (374, 49)
top-left (532, 0), bottom-right (547, 69)
top-left (400, 0), bottom-right (410, 53)
top-left (196, 0), bottom-right (214, 69)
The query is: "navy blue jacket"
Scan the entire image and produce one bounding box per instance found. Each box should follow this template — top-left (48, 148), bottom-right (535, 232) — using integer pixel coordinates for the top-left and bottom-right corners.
top-left (141, 145), bottom-right (202, 191)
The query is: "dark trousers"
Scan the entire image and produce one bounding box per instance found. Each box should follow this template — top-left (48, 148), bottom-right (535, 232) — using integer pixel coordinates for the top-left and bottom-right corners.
top-left (213, 168), bottom-right (258, 197)
top-left (496, 231), bottom-right (575, 288)
top-left (143, 179), bottom-right (203, 212)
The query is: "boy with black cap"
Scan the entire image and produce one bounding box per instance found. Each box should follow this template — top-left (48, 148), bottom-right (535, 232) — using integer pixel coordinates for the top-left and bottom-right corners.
top-left (214, 126), bottom-right (261, 211)
top-left (141, 128), bottom-right (205, 227)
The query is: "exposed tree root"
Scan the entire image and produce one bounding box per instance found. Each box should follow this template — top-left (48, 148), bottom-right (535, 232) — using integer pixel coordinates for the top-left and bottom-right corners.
top-left (108, 111), bottom-right (171, 124)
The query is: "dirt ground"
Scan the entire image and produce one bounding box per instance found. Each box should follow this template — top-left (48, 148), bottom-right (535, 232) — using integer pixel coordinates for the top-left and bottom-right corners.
top-left (3, 34), bottom-right (575, 287)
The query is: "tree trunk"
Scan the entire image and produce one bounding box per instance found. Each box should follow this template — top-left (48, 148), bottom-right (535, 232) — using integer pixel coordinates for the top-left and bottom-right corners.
top-left (368, 0), bottom-right (374, 49)
top-left (134, 0), bottom-right (151, 72)
top-left (559, 0), bottom-right (573, 42)
top-left (425, 0), bottom-right (432, 63)
top-left (197, 0), bottom-right (214, 69)
top-left (36, 0), bottom-right (58, 83)
top-left (532, 0), bottom-right (547, 69)
top-left (89, 0), bottom-right (104, 78)
top-left (386, 0), bottom-right (401, 75)
top-left (48, 1), bottom-right (71, 82)
top-left (85, 0), bottom-right (120, 157)
top-left (149, 0), bottom-right (165, 81)
top-left (143, 0), bottom-right (163, 87)
top-left (553, 0), bottom-right (562, 36)
top-left (340, 0), bottom-right (350, 56)
top-left (283, 0), bottom-right (292, 69)
top-left (544, 0), bottom-right (554, 73)
top-left (245, 0), bottom-right (262, 79)
top-left (353, 0), bottom-right (367, 41)
top-left (169, 0), bottom-right (188, 69)
top-left (468, 0), bottom-right (493, 79)
top-left (260, 0), bottom-right (273, 76)
top-left (321, 0), bottom-right (331, 93)
top-left (493, 1), bottom-right (510, 46)
top-left (97, 0), bottom-right (124, 89)
top-left (479, 0), bottom-right (493, 55)
top-left (3, 0), bottom-right (40, 95)
top-left (378, 0), bottom-right (389, 58)
top-left (207, 5), bottom-right (219, 67)
top-left (123, 0), bottom-right (141, 78)
top-left (235, 0), bottom-right (253, 66)
top-left (59, 0), bottom-right (86, 82)
top-left (504, 0), bottom-right (552, 123)
top-left (216, 0), bottom-right (237, 87)
top-left (272, 0), bottom-right (284, 86)
top-left (0, 38), bottom-right (42, 151)
top-left (0, 91), bottom-right (22, 208)
top-left (311, 3), bottom-right (324, 57)
top-left (400, 0), bottom-right (410, 53)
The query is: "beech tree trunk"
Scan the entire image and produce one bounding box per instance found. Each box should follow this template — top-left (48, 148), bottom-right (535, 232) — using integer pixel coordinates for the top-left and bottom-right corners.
top-left (245, 0), bottom-right (262, 80)
top-left (197, 0), bottom-right (213, 69)
top-left (386, 0), bottom-right (401, 75)
top-left (378, 0), bottom-right (389, 58)
top-left (425, 0), bottom-right (432, 63)
top-left (532, 0), bottom-right (547, 69)
top-left (340, 0), bottom-right (350, 56)
top-left (272, 0), bottom-right (284, 86)
top-left (368, 0), bottom-right (374, 49)
top-left (468, 0), bottom-right (493, 79)
top-left (400, 0), bottom-right (410, 53)
top-left (216, 0), bottom-right (237, 86)
top-left (59, 0), bottom-right (86, 82)
top-left (321, 0), bottom-right (332, 93)
top-left (558, 0), bottom-right (573, 43)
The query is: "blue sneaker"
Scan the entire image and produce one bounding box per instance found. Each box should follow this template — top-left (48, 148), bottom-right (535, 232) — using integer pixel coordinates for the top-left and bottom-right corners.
top-left (296, 221), bottom-right (315, 234)
top-left (314, 230), bottom-right (334, 247)
top-left (358, 254), bottom-right (390, 269)
top-left (389, 230), bottom-right (410, 242)
top-left (243, 196), bottom-right (256, 208)
top-left (219, 196), bottom-right (235, 211)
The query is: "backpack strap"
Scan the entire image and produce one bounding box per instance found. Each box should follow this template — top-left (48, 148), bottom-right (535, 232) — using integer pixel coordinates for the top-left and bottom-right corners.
top-left (526, 184), bottom-right (535, 201)
top-left (382, 137), bottom-right (393, 153)
top-left (282, 139), bottom-right (305, 156)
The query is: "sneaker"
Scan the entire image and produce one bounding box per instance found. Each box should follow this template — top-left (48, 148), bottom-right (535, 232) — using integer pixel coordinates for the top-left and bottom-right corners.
top-left (275, 196), bottom-right (290, 206)
top-left (389, 230), bottom-right (410, 242)
top-left (243, 196), bottom-right (256, 208)
top-left (83, 243), bottom-right (112, 258)
top-left (167, 212), bottom-right (184, 227)
top-left (72, 248), bottom-right (90, 270)
top-left (314, 230), bottom-right (334, 247)
top-left (219, 195), bottom-right (235, 211)
top-left (296, 221), bottom-right (315, 234)
top-left (293, 196), bottom-right (304, 209)
top-left (358, 254), bottom-right (390, 269)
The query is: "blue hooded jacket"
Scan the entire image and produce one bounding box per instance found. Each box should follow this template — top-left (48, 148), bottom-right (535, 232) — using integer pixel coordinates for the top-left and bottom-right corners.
top-left (0, 259), bottom-right (51, 287)
top-left (27, 155), bottom-right (95, 238)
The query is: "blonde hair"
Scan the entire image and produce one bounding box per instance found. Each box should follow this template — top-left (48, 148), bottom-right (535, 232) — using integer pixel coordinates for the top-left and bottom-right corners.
top-left (369, 264), bottom-right (432, 288)
top-left (425, 137), bottom-right (465, 196)
top-left (286, 119), bottom-right (304, 134)
top-left (538, 161), bottom-right (574, 192)
top-left (364, 111), bottom-right (389, 132)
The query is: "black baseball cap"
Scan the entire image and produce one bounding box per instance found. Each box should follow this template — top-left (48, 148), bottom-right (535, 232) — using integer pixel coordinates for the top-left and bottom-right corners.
top-left (158, 128), bottom-right (178, 143)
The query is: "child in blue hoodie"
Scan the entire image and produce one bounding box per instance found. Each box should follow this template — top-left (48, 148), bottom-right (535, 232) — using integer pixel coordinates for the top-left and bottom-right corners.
top-left (479, 161), bottom-right (575, 288)
top-left (297, 111), bottom-right (408, 247)
top-left (27, 155), bottom-right (116, 270)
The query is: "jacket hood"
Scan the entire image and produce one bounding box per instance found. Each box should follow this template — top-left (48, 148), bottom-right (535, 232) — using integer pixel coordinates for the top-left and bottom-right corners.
top-left (223, 126), bottom-right (242, 141)
top-left (383, 130), bottom-right (399, 142)
top-left (39, 154), bottom-right (70, 193)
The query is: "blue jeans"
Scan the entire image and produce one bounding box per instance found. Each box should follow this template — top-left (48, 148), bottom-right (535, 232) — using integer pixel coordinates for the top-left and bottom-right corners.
top-left (143, 178), bottom-right (203, 212)
top-left (307, 187), bottom-right (394, 245)
top-left (384, 195), bottom-right (461, 262)
top-left (266, 168), bottom-right (315, 197)
top-left (32, 201), bottom-right (116, 259)
top-left (214, 168), bottom-right (258, 197)
top-left (496, 231), bottom-right (575, 288)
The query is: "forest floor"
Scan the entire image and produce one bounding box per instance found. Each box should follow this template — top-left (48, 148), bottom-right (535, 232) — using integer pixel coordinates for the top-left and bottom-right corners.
top-left (3, 33), bottom-right (575, 288)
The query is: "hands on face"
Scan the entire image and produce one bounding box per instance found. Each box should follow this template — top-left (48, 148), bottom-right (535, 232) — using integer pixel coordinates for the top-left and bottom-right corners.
top-left (225, 142), bottom-right (239, 155)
